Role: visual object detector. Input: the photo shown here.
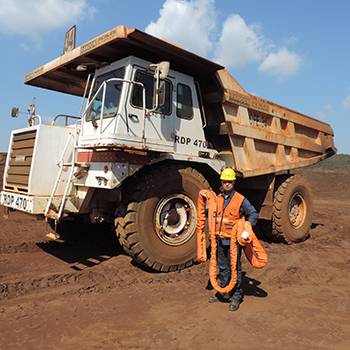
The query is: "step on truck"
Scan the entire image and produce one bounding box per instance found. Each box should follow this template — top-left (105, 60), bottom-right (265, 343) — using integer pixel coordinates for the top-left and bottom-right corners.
top-left (0, 25), bottom-right (336, 271)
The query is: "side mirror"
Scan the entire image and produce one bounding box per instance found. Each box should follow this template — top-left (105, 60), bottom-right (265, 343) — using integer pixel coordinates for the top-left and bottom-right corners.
top-left (147, 61), bottom-right (170, 113)
top-left (11, 107), bottom-right (19, 118)
top-left (158, 61), bottom-right (170, 79)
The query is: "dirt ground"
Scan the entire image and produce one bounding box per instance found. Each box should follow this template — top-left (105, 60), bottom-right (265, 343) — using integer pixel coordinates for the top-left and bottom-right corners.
top-left (1, 154), bottom-right (350, 349)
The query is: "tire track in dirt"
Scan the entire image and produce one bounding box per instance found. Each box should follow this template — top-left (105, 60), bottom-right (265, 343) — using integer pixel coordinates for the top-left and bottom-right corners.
top-left (0, 242), bottom-right (42, 254)
top-left (0, 234), bottom-right (212, 302)
top-left (0, 260), bottom-right (211, 302)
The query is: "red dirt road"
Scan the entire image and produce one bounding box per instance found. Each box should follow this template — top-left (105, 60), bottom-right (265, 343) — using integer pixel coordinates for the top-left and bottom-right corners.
top-left (1, 156), bottom-right (350, 349)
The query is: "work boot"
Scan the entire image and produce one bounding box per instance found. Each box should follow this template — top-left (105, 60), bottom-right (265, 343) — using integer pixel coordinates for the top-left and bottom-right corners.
top-left (229, 299), bottom-right (240, 311)
top-left (208, 296), bottom-right (219, 303)
top-left (208, 294), bottom-right (230, 303)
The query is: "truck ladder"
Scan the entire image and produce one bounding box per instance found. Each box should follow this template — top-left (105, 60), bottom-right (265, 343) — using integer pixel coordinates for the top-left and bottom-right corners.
top-left (45, 126), bottom-right (79, 220)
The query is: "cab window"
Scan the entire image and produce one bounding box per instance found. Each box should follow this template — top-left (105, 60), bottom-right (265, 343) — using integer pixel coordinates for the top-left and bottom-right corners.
top-left (86, 69), bottom-right (125, 121)
top-left (131, 71), bottom-right (171, 114)
top-left (176, 83), bottom-right (193, 119)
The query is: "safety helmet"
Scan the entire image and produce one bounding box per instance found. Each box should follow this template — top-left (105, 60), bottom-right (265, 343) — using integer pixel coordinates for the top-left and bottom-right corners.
top-left (220, 166), bottom-right (236, 181)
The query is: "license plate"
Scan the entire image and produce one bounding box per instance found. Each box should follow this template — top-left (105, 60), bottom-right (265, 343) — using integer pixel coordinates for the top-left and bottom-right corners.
top-left (0, 192), bottom-right (34, 213)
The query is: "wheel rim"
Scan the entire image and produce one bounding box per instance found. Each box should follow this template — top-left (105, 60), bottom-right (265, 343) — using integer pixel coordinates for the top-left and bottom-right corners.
top-left (288, 192), bottom-right (306, 228)
top-left (154, 194), bottom-right (196, 246)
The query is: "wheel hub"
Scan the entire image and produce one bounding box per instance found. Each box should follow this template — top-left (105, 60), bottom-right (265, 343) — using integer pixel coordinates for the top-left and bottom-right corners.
top-left (166, 208), bottom-right (181, 226)
top-left (289, 193), bottom-right (306, 228)
top-left (155, 194), bottom-right (196, 246)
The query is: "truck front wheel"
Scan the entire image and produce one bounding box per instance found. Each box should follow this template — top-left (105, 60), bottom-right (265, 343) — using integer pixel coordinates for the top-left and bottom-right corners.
top-left (271, 175), bottom-right (313, 244)
top-left (115, 164), bottom-right (210, 271)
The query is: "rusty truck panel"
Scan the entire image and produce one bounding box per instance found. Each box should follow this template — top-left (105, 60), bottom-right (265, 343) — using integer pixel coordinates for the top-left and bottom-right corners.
top-left (23, 25), bottom-right (223, 98)
top-left (217, 70), bottom-right (336, 178)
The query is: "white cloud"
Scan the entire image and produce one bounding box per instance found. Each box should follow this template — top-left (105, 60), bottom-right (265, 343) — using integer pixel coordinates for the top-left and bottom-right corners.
top-left (145, 0), bottom-right (216, 57)
top-left (41, 115), bottom-right (55, 124)
top-left (258, 48), bottom-right (302, 79)
top-left (280, 36), bottom-right (298, 47)
top-left (343, 95), bottom-right (350, 110)
top-left (316, 104), bottom-right (333, 120)
top-left (145, 1), bottom-right (303, 79)
top-left (324, 104), bottom-right (333, 114)
top-left (0, 0), bottom-right (96, 38)
top-left (213, 14), bottom-right (268, 69)
top-left (19, 42), bottom-right (30, 51)
top-left (316, 111), bottom-right (327, 120)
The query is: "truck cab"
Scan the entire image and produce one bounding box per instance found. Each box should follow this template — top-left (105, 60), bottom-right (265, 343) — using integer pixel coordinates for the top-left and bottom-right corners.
top-left (80, 56), bottom-right (211, 158)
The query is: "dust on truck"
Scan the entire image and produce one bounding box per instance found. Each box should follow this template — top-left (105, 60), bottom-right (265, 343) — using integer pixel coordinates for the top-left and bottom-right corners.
top-left (0, 26), bottom-right (336, 271)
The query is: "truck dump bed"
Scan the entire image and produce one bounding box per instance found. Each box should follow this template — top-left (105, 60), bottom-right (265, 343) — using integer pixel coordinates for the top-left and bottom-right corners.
top-left (24, 25), bottom-right (336, 178)
top-left (217, 70), bottom-right (336, 177)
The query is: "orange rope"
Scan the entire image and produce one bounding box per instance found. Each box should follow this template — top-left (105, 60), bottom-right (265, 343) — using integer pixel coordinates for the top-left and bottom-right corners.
top-left (197, 190), bottom-right (237, 294)
top-left (196, 192), bottom-right (207, 262)
top-left (209, 223), bottom-right (238, 294)
top-left (241, 221), bottom-right (268, 268)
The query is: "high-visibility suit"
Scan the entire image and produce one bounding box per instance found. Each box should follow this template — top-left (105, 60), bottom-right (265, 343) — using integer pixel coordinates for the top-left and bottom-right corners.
top-left (197, 188), bottom-right (264, 302)
top-left (215, 190), bottom-right (258, 301)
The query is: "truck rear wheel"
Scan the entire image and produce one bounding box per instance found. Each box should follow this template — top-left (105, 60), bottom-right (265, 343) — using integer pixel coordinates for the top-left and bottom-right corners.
top-left (271, 175), bottom-right (313, 244)
top-left (115, 164), bottom-right (210, 271)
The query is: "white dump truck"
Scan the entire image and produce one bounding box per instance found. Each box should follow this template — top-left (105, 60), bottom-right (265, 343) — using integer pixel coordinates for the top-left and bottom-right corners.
top-left (0, 26), bottom-right (336, 271)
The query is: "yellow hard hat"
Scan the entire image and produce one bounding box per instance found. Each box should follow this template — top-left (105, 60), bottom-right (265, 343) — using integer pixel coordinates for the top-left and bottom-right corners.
top-left (220, 167), bottom-right (236, 181)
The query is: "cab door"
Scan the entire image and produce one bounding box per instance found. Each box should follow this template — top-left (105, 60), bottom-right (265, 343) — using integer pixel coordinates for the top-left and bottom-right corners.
top-left (126, 69), bottom-right (175, 151)
top-left (83, 69), bottom-right (125, 137)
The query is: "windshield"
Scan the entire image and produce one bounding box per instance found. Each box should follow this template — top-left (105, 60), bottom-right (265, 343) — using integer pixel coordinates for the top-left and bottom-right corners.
top-left (86, 68), bottom-right (125, 121)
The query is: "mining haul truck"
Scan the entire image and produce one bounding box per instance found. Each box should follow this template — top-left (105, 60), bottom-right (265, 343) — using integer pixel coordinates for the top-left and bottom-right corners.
top-left (0, 25), bottom-right (336, 272)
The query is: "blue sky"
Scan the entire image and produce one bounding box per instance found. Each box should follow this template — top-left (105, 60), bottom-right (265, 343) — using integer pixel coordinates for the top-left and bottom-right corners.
top-left (0, 0), bottom-right (349, 154)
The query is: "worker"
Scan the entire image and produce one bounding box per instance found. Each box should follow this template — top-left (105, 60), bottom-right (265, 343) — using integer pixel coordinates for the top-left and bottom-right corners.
top-left (207, 166), bottom-right (259, 311)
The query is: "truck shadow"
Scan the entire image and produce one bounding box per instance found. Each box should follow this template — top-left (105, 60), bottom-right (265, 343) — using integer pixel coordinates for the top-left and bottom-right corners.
top-left (37, 227), bottom-right (126, 271)
top-left (255, 219), bottom-right (319, 244)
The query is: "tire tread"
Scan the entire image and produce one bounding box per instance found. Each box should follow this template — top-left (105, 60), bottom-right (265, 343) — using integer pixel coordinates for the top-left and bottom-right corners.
top-left (114, 163), bottom-right (209, 271)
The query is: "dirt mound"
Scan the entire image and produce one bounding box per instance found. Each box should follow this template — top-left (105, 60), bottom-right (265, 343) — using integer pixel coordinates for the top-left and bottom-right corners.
top-left (1, 168), bottom-right (350, 349)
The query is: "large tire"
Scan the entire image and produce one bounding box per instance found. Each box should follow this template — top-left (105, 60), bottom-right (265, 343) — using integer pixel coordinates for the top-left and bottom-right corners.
top-left (271, 175), bottom-right (313, 244)
top-left (115, 163), bottom-right (210, 271)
